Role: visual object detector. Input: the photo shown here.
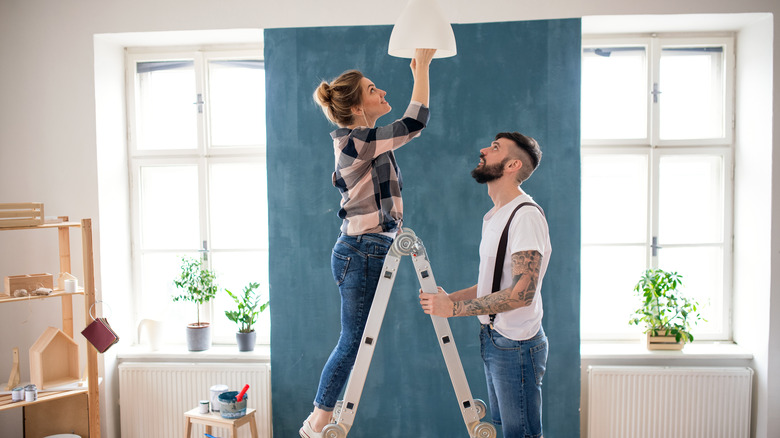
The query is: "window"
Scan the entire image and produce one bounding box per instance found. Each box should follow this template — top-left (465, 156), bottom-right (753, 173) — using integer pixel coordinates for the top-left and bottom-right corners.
top-left (580, 36), bottom-right (734, 341)
top-left (126, 47), bottom-right (269, 346)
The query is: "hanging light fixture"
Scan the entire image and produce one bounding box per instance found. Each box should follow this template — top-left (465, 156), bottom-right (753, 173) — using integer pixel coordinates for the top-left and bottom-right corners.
top-left (388, 0), bottom-right (457, 59)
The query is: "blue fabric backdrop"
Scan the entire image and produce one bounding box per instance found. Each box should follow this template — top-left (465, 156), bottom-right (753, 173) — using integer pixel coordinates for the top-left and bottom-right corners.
top-left (266, 19), bottom-right (581, 437)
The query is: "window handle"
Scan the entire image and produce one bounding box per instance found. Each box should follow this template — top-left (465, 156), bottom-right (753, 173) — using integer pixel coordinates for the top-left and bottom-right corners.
top-left (198, 240), bottom-right (209, 261)
top-left (651, 236), bottom-right (662, 257)
top-left (194, 93), bottom-right (205, 113)
top-left (651, 83), bottom-right (662, 103)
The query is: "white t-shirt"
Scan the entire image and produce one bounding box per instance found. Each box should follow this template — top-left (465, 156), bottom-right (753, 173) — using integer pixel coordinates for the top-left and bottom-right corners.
top-left (476, 193), bottom-right (551, 340)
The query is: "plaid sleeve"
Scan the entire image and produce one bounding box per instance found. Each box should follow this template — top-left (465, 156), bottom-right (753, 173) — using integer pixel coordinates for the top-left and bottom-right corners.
top-left (346, 101), bottom-right (430, 160)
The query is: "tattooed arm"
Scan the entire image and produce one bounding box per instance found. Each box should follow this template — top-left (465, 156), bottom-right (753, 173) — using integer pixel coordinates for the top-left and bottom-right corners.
top-left (453, 249), bottom-right (542, 317)
top-left (447, 284), bottom-right (477, 302)
top-left (419, 250), bottom-right (542, 318)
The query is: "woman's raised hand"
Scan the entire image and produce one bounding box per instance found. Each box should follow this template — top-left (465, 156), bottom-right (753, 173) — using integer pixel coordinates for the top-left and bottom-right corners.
top-left (410, 48), bottom-right (435, 106)
top-left (410, 48), bottom-right (437, 76)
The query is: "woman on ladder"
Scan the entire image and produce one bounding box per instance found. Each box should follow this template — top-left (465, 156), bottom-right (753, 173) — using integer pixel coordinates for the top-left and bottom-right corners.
top-left (301, 48), bottom-right (437, 438)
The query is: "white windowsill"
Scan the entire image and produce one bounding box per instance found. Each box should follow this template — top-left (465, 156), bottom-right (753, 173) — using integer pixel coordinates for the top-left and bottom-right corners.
top-left (116, 344), bottom-right (271, 363)
top-left (581, 341), bottom-right (753, 360)
top-left (114, 342), bottom-right (752, 363)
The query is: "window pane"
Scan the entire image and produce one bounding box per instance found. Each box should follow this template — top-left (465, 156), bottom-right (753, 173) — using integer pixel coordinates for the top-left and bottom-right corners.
top-left (135, 61), bottom-right (197, 150)
top-left (581, 245), bottom-right (647, 339)
top-left (659, 47), bottom-right (725, 140)
top-left (658, 155), bottom-right (724, 244)
top-left (208, 60), bottom-right (266, 148)
top-left (140, 165), bottom-right (200, 250)
top-left (211, 251), bottom-right (270, 344)
top-left (139, 252), bottom-right (200, 345)
top-left (582, 47), bottom-right (647, 139)
top-left (209, 162), bottom-right (268, 249)
top-left (658, 246), bottom-right (723, 337)
top-left (581, 154), bottom-right (648, 244)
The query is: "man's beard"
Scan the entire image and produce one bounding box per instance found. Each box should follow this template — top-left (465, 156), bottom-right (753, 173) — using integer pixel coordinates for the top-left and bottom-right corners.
top-left (471, 157), bottom-right (509, 184)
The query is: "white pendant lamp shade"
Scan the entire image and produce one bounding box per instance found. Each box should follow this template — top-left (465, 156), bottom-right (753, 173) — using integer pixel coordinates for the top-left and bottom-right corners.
top-left (388, 0), bottom-right (457, 59)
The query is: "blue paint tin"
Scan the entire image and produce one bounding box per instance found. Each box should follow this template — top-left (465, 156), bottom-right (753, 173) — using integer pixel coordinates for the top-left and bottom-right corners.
top-left (218, 391), bottom-right (248, 419)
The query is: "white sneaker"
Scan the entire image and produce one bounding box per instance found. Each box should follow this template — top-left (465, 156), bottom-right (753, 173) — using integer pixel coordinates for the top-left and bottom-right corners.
top-left (299, 419), bottom-right (321, 438)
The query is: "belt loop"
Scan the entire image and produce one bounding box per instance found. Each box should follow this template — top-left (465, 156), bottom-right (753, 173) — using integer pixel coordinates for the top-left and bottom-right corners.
top-left (356, 234), bottom-right (363, 242)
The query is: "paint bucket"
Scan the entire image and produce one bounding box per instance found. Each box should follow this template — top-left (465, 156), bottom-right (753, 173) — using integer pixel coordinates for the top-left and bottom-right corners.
top-left (218, 391), bottom-right (248, 419)
top-left (11, 387), bottom-right (24, 402)
top-left (209, 384), bottom-right (229, 412)
top-left (24, 384), bottom-right (37, 402)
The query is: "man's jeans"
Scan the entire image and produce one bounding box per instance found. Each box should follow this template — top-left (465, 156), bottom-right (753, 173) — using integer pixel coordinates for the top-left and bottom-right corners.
top-left (481, 324), bottom-right (548, 438)
top-left (314, 233), bottom-right (393, 411)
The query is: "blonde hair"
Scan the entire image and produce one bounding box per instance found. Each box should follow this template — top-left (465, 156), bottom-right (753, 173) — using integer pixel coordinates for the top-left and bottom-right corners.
top-left (313, 70), bottom-right (364, 126)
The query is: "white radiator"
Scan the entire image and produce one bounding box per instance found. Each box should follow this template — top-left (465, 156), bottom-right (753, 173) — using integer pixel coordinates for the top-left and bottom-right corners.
top-left (119, 362), bottom-right (272, 438)
top-left (588, 366), bottom-right (752, 438)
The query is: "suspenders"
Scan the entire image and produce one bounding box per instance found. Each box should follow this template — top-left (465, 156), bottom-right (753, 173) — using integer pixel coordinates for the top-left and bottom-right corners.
top-left (489, 202), bottom-right (545, 326)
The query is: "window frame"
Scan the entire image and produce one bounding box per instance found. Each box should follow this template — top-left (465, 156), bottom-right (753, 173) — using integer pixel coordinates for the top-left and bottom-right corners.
top-left (581, 36), bottom-right (652, 147)
top-left (651, 36), bottom-right (735, 147)
top-left (580, 34), bottom-right (735, 342)
top-left (125, 46), bottom-right (269, 346)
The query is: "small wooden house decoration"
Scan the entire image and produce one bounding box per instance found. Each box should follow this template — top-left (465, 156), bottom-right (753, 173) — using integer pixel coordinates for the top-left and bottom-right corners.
top-left (29, 326), bottom-right (80, 389)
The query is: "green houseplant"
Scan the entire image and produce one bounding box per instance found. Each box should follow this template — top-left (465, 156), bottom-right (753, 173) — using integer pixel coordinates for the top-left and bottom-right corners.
top-left (629, 268), bottom-right (704, 349)
top-left (173, 256), bottom-right (219, 351)
top-left (225, 281), bottom-right (269, 351)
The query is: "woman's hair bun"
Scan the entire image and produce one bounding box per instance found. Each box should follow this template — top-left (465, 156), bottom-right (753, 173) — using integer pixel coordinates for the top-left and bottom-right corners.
top-left (314, 81), bottom-right (333, 107)
top-left (313, 70), bottom-right (364, 126)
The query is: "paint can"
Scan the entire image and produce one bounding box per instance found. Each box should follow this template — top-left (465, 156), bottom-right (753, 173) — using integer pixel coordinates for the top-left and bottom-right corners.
top-left (24, 384), bottom-right (37, 402)
top-left (209, 384), bottom-right (229, 412)
top-left (199, 400), bottom-right (209, 414)
top-left (11, 386), bottom-right (24, 402)
top-left (218, 391), bottom-right (248, 419)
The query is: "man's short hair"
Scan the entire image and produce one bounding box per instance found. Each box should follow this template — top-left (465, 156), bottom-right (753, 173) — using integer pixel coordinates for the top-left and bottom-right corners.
top-left (495, 132), bottom-right (542, 183)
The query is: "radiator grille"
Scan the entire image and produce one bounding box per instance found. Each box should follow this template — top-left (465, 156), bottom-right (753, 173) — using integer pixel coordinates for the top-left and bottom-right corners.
top-left (588, 366), bottom-right (752, 438)
top-left (119, 362), bottom-right (271, 438)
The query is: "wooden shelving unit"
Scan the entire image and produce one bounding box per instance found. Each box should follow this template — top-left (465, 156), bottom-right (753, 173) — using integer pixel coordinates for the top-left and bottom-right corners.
top-left (0, 218), bottom-right (101, 437)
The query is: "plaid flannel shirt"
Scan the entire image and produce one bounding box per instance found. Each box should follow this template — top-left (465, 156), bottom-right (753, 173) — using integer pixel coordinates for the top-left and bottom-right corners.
top-left (331, 101), bottom-right (430, 235)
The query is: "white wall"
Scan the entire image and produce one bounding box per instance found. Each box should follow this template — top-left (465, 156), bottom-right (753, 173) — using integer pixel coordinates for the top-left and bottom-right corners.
top-left (0, 1), bottom-right (777, 437)
top-left (733, 15), bottom-right (775, 438)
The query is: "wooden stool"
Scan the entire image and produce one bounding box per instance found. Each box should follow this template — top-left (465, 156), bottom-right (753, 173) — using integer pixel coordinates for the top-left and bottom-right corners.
top-left (184, 407), bottom-right (258, 438)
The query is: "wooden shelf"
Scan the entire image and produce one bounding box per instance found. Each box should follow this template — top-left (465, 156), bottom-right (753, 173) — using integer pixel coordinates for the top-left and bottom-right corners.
top-left (0, 290), bottom-right (84, 303)
top-left (0, 221), bottom-right (81, 231)
top-left (0, 218), bottom-right (101, 437)
top-left (0, 387), bottom-right (87, 412)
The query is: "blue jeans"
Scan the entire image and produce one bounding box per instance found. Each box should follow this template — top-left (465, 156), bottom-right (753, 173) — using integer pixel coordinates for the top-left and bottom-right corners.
top-left (480, 324), bottom-right (548, 438)
top-left (314, 233), bottom-right (394, 411)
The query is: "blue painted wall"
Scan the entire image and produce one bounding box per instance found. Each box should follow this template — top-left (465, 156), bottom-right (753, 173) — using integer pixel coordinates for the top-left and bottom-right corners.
top-left (267, 19), bottom-right (581, 437)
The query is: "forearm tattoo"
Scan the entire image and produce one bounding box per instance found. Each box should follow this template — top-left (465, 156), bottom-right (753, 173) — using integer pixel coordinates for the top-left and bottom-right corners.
top-left (452, 250), bottom-right (542, 317)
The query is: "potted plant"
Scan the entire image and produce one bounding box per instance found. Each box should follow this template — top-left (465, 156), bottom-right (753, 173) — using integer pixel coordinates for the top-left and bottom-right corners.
top-left (629, 268), bottom-right (704, 350)
top-left (173, 256), bottom-right (219, 351)
top-left (225, 281), bottom-right (269, 352)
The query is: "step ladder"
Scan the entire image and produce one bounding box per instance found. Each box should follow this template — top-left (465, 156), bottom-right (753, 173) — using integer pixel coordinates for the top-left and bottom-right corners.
top-left (321, 228), bottom-right (496, 438)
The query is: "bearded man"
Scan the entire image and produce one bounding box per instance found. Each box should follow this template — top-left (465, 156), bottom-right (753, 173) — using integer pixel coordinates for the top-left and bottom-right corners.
top-left (419, 132), bottom-right (552, 438)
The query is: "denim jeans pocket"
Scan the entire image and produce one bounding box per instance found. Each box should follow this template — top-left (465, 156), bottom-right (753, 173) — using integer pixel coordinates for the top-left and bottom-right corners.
top-left (530, 340), bottom-right (548, 386)
top-left (490, 331), bottom-right (521, 350)
top-left (331, 250), bottom-right (350, 285)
